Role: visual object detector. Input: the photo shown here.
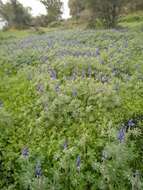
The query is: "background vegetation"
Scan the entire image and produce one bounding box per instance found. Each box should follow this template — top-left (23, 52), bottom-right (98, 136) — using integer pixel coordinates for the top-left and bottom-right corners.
top-left (0, 0), bottom-right (143, 29)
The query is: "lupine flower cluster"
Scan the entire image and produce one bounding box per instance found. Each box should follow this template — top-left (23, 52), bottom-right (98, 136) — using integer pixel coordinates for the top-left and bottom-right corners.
top-left (22, 147), bottom-right (29, 158)
top-left (128, 119), bottom-right (135, 128)
top-left (50, 69), bottom-right (57, 80)
top-left (63, 140), bottom-right (68, 150)
top-left (117, 119), bottom-right (136, 142)
top-left (96, 48), bottom-right (100, 56)
top-left (43, 66), bottom-right (112, 83)
top-left (118, 127), bottom-right (126, 143)
top-left (1, 27), bottom-right (143, 189)
top-left (36, 83), bottom-right (44, 93)
top-left (76, 155), bottom-right (81, 172)
top-left (55, 83), bottom-right (60, 93)
top-left (35, 161), bottom-right (42, 178)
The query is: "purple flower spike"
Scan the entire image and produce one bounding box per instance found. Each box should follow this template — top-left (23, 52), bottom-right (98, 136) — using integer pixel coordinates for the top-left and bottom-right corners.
top-left (118, 127), bottom-right (125, 143)
top-left (76, 155), bottom-right (81, 171)
top-left (96, 48), bottom-right (100, 56)
top-left (128, 119), bottom-right (135, 128)
top-left (22, 147), bottom-right (29, 158)
top-left (55, 84), bottom-right (60, 93)
top-left (63, 140), bottom-right (68, 150)
top-left (50, 69), bottom-right (57, 80)
top-left (35, 161), bottom-right (42, 178)
top-left (36, 83), bottom-right (44, 93)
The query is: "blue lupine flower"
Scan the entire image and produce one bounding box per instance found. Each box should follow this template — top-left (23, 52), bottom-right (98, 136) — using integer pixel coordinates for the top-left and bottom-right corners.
top-left (76, 155), bottom-right (81, 171)
top-left (63, 140), bottom-right (68, 150)
top-left (96, 48), bottom-right (100, 56)
top-left (50, 69), bottom-right (57, 80)
top-left (55, 84), bottom-right (60, 93)
top-left (36, 83), bottom-right (44, 93)
top-left (118, 127), bottom-right (125, 143)
top-left (35, 161), bottom-right (42, 178)
top-left (128, 119), bottom-right (135, 128)
top-left (22, 147), bottom-right (29, 158)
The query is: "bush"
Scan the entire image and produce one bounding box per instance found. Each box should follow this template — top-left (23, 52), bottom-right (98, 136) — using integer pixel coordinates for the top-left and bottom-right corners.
top-left (120, 12), bottom-right (143, 23)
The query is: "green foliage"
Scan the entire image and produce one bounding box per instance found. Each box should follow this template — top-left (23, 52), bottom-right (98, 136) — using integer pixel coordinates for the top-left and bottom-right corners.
top-left (86, 0), bottom-right (130, 28)
top-left (68, 0), bottom-right (85, 20)
top-left (32, 15), bottom-right (48, 27)
top-left (128, 0), bottom-right (143, 11)
top-left (0, 0), bottom-right (32, 29)
top-left (68, 0), bottom-right (143, 28)
top-left (48, 20), bottom-right (63, 28)
top-left (40, 0), bottom-right (63, 24)
top-left (119, 12), bottom-right (143, 31)
top-left (0, 27), bottom-right (143, 189)
top-left (120, 12), bottom-right (143, 23)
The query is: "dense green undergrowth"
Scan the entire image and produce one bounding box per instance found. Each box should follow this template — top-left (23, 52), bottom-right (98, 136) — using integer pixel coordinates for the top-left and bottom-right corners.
top-left (0, 22), bottom-right (143, 190)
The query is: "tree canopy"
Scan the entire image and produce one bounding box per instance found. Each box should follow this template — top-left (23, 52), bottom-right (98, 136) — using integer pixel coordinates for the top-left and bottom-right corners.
top-left (68, 0), bottom-right (143, 28)
top-left (40, 0), bottom-right (63, 23)
top-left (0, 0), bottom-right (32, 29)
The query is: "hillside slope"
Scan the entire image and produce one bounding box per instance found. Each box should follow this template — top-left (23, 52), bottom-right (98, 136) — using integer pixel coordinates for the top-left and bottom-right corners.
top-left (0, 24), bottom-right (143, 189)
